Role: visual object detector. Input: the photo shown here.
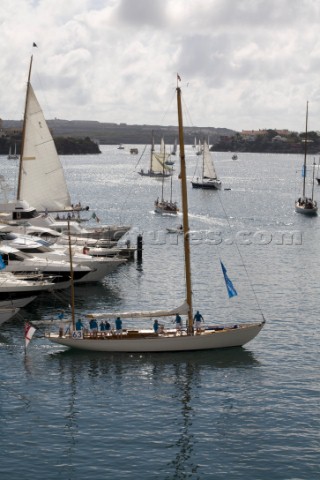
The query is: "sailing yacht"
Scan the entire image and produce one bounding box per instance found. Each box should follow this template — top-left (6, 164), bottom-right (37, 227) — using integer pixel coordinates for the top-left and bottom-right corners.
top-left (44, 83), bottom-right (265, 352)
top-left (196, 139), bottom-right (203, 156)
top-left (295, 102), bottom-right (318, 215)
top-left (11, 54), bottom-right (131, 239)
top-left (170, 139), bottom-right (177, 156)
top-left (154, 144), bottom-right (179, 215)
top-left (138, 136), bottom-right (172, 177)
top-left (191, 140), bottom-right (222, 190)
top-left (164, 139), bottom-right (176, 165)
top-left (315, 157), bottom-right (320, 185)
top-left (8, 144), bottom-right (19, 160)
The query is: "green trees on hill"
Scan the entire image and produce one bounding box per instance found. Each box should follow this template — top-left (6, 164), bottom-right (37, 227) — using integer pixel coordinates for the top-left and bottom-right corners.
top-left (213, 130), bottom-right (320, 154)
top-left (0, 136), bottom-right (101, 155)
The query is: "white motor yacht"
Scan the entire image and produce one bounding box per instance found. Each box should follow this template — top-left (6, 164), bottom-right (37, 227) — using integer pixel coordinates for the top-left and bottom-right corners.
top-left (0, 245), bottom-right (92, 290)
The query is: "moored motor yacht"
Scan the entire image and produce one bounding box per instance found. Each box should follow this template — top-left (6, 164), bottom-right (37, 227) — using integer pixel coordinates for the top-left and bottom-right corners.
top-left (0, 233), bottom-right (127, 283)
top-left (0, 245), bottom-right (92, 290)
top-left (0, 271), bottom-right (55, 302)
top-left (0, 198), bottom-right (131, 242)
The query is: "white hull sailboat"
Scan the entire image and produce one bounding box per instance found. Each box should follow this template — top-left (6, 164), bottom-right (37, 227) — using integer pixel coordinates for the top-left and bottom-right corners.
top-left (191, 141), bottom-right (222, 190)
top-left (12, 55), bottom-right (131, 239)
top-left (49, 322), bottom-right (263, 352)
top-left (154, 149), bottom-right (179, 215)
top-left (8, 144), bottom-right (19, 160)
top-left (295, 102), bottom-right (317, 215)
top-left (46, 82), bottom-right (265, 352)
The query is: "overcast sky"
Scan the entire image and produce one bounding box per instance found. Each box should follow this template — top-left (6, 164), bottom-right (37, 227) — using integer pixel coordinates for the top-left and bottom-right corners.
top-left (1, 0), bottom-right (320, 132)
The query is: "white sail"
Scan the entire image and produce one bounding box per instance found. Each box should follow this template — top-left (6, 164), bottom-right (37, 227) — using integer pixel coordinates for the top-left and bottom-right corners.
top-left (151, 138), bottom-right (171, 172)
top-left (202, 141), bottom-right (218, 179)
top-left (86, 300), bottom-right (189, 319)
top-left (19, 84), bottom-right (72, 211)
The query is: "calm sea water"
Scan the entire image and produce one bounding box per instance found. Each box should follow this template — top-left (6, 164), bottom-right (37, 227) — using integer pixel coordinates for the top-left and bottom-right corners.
top-left (0, 146), bottom-right (319, 479)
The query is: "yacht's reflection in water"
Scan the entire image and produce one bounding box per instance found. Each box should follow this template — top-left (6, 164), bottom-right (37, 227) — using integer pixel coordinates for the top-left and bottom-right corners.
top-left (51, 347), bottom-right (259, 479)
top-left (162, 348), bottom-right (259, 479)
top-left (165, 361), bottom-right (200, 479)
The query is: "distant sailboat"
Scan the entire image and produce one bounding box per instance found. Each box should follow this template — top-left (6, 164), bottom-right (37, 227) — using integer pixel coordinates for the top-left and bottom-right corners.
top-left (196, 139), bottom-right (203, 156)
top-left (171, 138), bottom-right (177, 156)
top-left (191, 140), bottom-right (222, 190)
top-left (316, 157), bottom-right (320, 185)
top-left (295, 102), bottom-right (317, 215)
top-left (154, 152), bottom-right (178, 215)
top-left (138, 136), bottom-right (172, 177)
top-left (8, 144), bottom-right (18, 160)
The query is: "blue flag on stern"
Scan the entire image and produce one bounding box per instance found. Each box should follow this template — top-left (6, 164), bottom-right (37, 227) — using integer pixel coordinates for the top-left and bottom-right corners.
top-left (0, 254), bottom-right (6, 270)
top-left (220, 261), bottom-right (237, 298)
top-left (301, 164), bottom-right (306, 177)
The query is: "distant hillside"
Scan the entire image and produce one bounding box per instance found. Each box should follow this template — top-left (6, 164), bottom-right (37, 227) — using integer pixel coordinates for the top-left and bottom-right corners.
top-left (2, 119), bottom-right (236, 145)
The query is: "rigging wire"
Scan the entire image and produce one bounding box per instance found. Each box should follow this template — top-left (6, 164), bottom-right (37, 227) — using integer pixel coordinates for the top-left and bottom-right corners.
top-left (117, 143), bottom-right (148, 225)
top-left (212, 187), bottom-right (266, 322)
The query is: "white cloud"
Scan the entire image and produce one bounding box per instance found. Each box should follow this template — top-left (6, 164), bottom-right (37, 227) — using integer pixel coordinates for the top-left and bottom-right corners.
top-left (1, 0), bottom-right (320, 131)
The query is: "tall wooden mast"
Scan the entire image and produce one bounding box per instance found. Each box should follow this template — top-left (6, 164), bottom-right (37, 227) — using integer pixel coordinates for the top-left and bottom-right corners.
top-left (176, 83), bottom-right (193, 334)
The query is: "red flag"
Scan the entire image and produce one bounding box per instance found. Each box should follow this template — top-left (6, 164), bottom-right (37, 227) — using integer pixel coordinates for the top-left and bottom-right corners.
top-left (25, 322), bottom-right (36, 349)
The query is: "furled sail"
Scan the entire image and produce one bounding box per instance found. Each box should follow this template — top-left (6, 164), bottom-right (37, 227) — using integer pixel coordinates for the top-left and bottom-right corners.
top-left (86, 300), bottom-right (189, 319)
top-left (19, 84), bottom-right (72, 211)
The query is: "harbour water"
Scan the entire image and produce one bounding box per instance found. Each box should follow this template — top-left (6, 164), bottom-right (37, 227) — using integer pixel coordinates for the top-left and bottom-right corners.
top-left (0, 146), bottom-right (319, 479)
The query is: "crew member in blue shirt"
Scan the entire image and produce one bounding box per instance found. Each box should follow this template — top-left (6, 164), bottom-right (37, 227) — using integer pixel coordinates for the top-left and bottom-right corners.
top-left (75, 318), bottom-right (84, 331)
top-left (115, 317), bottom-right (122, 336)
top-left (175, 314), bottom-right (182, 332)
top-left (193, 310), bottom-right (203, 332)
top-left (153, 319), bottom-right (159, 333)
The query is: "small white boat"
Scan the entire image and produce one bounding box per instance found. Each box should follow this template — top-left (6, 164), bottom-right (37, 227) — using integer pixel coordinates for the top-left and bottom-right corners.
top-left (166, 225), bottom-right (183, 234)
